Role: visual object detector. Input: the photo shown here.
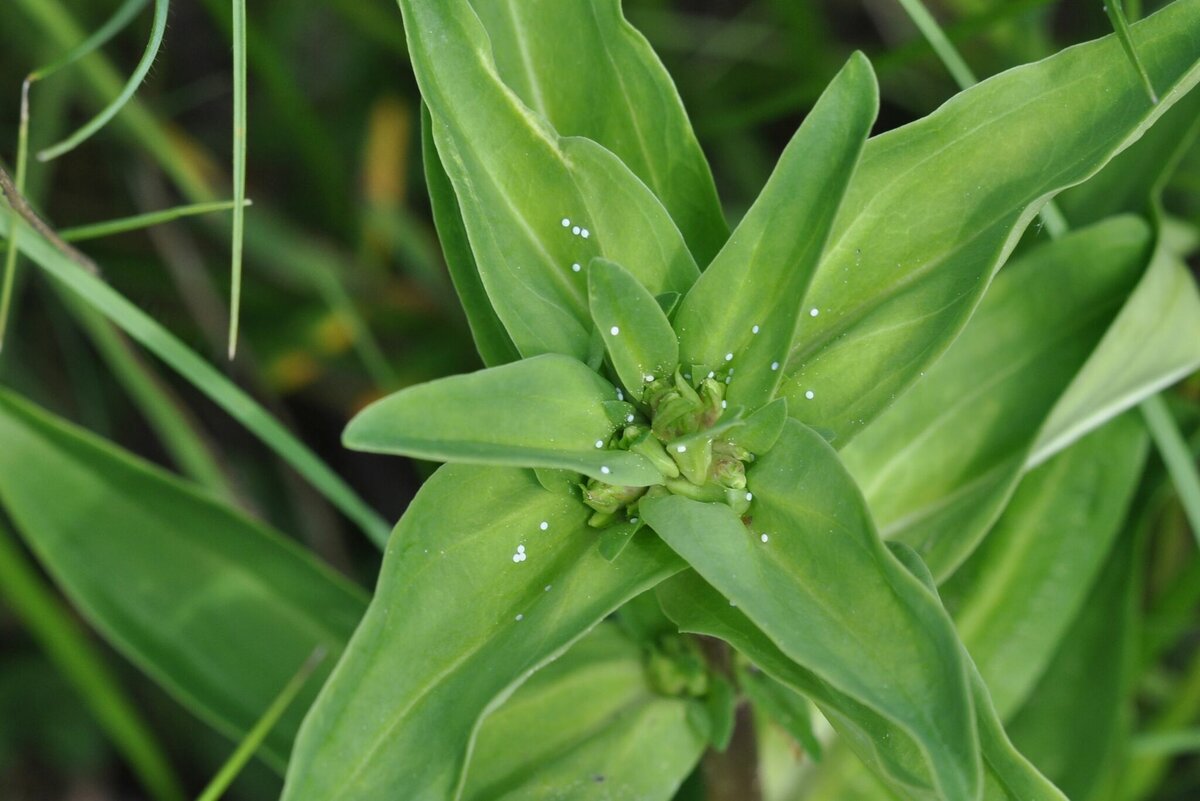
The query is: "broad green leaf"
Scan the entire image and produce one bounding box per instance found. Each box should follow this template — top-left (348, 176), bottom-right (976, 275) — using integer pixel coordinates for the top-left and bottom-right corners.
top-left (1030, 241), bottom-right (1200, 465)
top-left (1005, 529), bottom-right (1138, 801)
top-left (658, 571), bottom-right (1065, 801)
top-left (405, 0), bottom-right (698, 362)
top-left (421, 104), bottom-right (521, 367)
top-left (463, 623), bottom-right (706, 801)
top-left (0, 389), bottom-right (368, 766)
top-left (282, 465), bottom-right (683, 801)
top-left (642, 420), bottom-right (981, 801)
top-left (946, 416), bottom-right (1148, 718)
top-left (841, 218), bottom-right (1150, 579)
top-left (782, 0), bottom-right (1200, 444)
top-left (589, 258), bottom-right (678, 400)
top-left (674, 53), bottom-right (876, 410)
top-left (1057, 87), bottom-right (1200, 227)
top-left (342, 354), bottom-right (660, 486)
top-left (467, 0), bottom-right (727, 265)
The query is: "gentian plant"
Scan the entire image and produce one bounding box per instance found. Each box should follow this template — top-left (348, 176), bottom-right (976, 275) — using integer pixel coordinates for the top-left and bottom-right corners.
top-left (0, 1), bottom-right (1199, 800)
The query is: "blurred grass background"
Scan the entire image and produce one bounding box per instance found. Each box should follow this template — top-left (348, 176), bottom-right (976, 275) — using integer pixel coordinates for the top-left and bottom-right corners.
top-left (0, 0), bottom-right (1195, 798)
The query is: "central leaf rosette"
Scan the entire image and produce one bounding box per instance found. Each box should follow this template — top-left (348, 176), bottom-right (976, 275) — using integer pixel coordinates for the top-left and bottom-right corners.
top-left (582, 369), bottom-right (754, 527)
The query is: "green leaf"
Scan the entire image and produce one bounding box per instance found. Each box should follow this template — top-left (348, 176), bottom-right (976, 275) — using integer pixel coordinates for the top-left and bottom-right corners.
top-left (0, 389), bottom-right (368, 766)
top-left (673, 53), bottom-right (876, 410)
top-left (1030, 239), bottom-right (1200, 465)
top-left (946, 415), bottom-right (1148, 718)
top-left (841, 218), bottom-right (1151, 579)
top-left (737, 661), bottom-right (823, 761)
top-left (462, 623), bottom-right (706, 801)
top-left (1057, 87), bottom-right (1200, 227)
top-left (642, 420), bottom-right (981, 801)
top-left (405, 0), bottom-right (698, 362)
top-left (588, 258), bottom-right (679, 400)
top-left (0, 521), bottom-right (185, 801)
top-left (732, 397), bottom-right (788, 455)
top-left (782, 0), bottom-right (1200, 444)
top-left (466, 0), bottom-right (727, 265)
top-left (658, 570), bottom-right (1065, 801)
top-left (282, 464), bottom-right (683, 801)
top-left (1, 212), bottom-right (390, 546)
top-left (1005, 528), bottom-right (1139, 800)
top-left (421, 104), bottom-right (520, 367)
top-left (343, 354), bottom-right (661, 486)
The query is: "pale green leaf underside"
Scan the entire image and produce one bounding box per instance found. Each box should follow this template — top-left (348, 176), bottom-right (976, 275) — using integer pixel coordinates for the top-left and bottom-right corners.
top-left (947, 415), bottom-right (1148, 720)
top-left (404, 0), bottom-right (698, 362)
top-left (1029, 240), bottom-right (1200, 466)
top-left (589, 258), bottom-right (678, 400)
top-left (783, 0), bottom-right (1200, 444)
top-left (468, 0), bottom-right (727, 265)
top-left (282, 464), bottom-right (683, 801)
top-left (642, 420), bottom-right (981, 801)
top-left (343, 354), bottom-right (661, 486)
top-left (0, 389), bottom-right (367, 767)
top-left (462, 623), bottom-right (705, 801)
top-left (842, 218), bottom-right (1151, 579)
top-left (674, 53), bottom-right (877, 409)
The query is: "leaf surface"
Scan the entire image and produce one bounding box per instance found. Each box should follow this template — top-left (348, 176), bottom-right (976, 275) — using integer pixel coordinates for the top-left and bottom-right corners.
top-left (642, 420), bottom-right (980, 801)
top-left (782, 0), bottom-right (1200, 443)
top-left (462, 623), bottom-right (705, 801)
top-left (946, 416), bottom-right (1147, 718)
top-left (467, 0), bottom-right (727, 264)
top-left (589, 258), bottom-right (678, 400)
top-left (0, 390), bottom-right (367, 766)
top-left (841, 218), bottom-right (1151, 579)
top-left (673, 53), bottom-right (876, 409)
top-left (282, 464), bottom-right (683, 801)
top-left (404, 0), bottom-right (698, 361)
top-left (343, 354), bottom-right (660, 486)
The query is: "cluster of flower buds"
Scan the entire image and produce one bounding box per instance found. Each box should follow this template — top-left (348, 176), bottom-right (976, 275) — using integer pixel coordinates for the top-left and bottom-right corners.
top-left (582, 367), bottom-right (755, 526)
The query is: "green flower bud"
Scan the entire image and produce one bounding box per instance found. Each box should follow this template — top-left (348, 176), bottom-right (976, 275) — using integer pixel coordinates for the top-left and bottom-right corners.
top-left (627, 431), bottom-right (680, 478)
top-left (725, 486), bottom-right (752, 516)
top-left (582, 480), bottom-right (646, 516)
top-left (646, 636), bottom-right (709, 697)
top-left (667, 436), bottom-right (713, 486)
top-left (712, 455), bottom-right (747, 490)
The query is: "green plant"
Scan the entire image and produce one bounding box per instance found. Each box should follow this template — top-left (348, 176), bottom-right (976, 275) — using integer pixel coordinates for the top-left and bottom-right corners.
top-left (2, 1), bottom-right (1200, 800)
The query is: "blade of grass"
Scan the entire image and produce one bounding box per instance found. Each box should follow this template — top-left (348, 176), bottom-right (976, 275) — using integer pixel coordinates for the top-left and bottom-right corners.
top-left (10, 0), bottom-right (398, 388)
top-left (894, 0), bottom-right (978, 87)
top-left (0, 85), bottom-right (30, 351)
top-left (0, 209), bottom-right (391, 546)
top-left (0, 519), bottom-right (185, 801)
top-left (227, 0), bottom-right (247, 360)
top-left (59, 200), bottom-right (249, 242)
top-left (1140, 394), bottom-right (1200, 548)
top-left (195, 646), bottom-right (327, 801)
top-left (1131, 727), bottom-right (1200, 756)
top-left (37, 0), bottom-right (169, 162)
top-left (1105, 0), bottom-right (1160, 104)
top-left (893, 0), bottom-right (1069, 238)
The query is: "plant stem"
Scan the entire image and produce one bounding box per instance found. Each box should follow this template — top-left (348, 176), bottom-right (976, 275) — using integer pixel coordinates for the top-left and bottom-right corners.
top-left (699, 637), bottom-right (762, 801)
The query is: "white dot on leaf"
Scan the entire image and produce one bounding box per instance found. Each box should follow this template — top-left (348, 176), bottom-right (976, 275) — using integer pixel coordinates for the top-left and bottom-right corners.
top-left (810, 308), bottom-right (820, 317)
top-left (601, 466), bottom-right (611, 475)
top-left (561, 218), bottom-right (570, 227)
top-left (610, 326), bottom-right (620, 335)
top-left (571, 263), bottom-right (581, 273)
top-left (676, 445), bottom-right (687, 453)
top-left (595, 440), bottom-right (604, 449)
top-left (761, 534), bottom-right (769, 543)
top-left (725, 352), bottom-right (734, 361)
top-left (539, 521), bottom-right (549, 531)
top-left (752, 324), bottom-right (760, 334)
top-left (581, 229), bottom-right (590, 239)
top-left (771, 362), bottom-right (780, 371)
top-left (805, 390), bottom-right (815, 400)
top-left (572, 226), bottom-right (581, 235)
